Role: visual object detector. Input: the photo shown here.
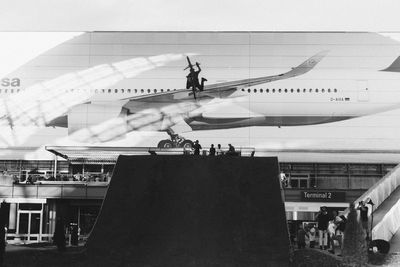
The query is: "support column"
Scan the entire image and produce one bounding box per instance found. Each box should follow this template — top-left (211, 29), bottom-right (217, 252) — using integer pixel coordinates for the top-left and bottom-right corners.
top-left (293, 211), bottom-right (298, 220)
top-left (8, 203), bottom-right (17, 231)
top-left (53, 155), bottom-right (58, 177)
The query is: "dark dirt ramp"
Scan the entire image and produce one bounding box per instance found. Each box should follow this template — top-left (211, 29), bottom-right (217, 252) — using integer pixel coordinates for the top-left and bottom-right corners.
top-left (85, 155), bottom-right (289, 267)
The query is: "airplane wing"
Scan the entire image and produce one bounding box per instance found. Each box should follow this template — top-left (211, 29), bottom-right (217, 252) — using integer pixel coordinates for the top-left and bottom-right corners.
top-left (121, 50), bottom-right (328, 105)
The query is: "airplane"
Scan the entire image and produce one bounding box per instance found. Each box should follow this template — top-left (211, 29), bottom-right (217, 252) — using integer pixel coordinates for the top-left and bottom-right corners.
top-left (61, 50), bottom-right (400, 149)
top-left (117, 51), bottom-right (330, 148)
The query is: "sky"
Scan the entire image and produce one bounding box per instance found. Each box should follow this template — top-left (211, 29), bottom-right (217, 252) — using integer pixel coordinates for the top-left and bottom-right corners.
top-left (0, 0), bottom-right (399, 32)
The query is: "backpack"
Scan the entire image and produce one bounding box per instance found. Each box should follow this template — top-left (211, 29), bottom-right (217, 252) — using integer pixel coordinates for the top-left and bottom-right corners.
top-left (337, 215), bottom-right (347, 232)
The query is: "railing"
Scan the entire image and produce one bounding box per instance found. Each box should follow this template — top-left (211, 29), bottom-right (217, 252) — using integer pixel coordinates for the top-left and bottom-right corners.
top-left (0, 182), bottom-right (108, 199)
top-left (198, 147), bottom-right (256, 157)
top-left (6, 233), bottom-right (53, 243)
top-left (342, 163), bottom-right (400, 241)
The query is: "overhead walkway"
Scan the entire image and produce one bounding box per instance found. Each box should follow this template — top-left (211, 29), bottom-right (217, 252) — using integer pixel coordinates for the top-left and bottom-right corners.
top-left (344, 163), bottom-right (400, 243)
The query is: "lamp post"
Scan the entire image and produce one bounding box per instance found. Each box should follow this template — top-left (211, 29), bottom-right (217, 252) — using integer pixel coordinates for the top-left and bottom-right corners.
top-left (367, 198), bottom-right (375, 241)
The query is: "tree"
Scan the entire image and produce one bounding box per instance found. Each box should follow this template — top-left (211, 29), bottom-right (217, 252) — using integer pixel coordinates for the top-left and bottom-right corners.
top-left (342, 203), bottom-right (368, 267)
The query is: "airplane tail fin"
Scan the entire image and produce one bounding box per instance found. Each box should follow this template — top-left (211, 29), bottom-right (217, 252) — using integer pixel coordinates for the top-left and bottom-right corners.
top-left (381, 56), bottom-right (400, 72)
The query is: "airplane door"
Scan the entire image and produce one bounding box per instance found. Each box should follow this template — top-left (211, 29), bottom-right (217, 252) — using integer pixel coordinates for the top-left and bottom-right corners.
top-left (357, 80), bottom-right (369, 102)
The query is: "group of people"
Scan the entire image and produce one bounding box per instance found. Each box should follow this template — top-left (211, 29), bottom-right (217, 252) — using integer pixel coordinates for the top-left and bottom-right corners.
top-left (296, 200), bottom-right (372, 255)
top-left (297, 206), bottom-right (347, 255)
top-left (192, 140), bottom-right (237, 156)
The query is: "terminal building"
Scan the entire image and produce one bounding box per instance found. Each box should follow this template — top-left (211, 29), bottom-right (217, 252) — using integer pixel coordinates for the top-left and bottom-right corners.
top-left (0, 31), bottom-right (400, 246)
top-left (0, 145), bottom-right (397, 243)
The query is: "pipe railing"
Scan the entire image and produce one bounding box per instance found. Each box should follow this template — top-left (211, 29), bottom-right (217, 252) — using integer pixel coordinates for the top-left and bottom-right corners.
top-left (342, 163), bottom-right (400, 241)
top-left (0, 182), bottom-right (108, 200)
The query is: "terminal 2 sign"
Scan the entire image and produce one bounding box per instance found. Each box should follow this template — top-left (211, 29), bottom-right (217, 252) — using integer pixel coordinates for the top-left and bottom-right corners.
top-left (301, 191), bottom-right (346, 202)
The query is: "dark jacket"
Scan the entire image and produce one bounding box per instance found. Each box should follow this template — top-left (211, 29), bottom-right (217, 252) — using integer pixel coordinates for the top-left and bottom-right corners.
top-left (317, 212), bottom-right (329, 230)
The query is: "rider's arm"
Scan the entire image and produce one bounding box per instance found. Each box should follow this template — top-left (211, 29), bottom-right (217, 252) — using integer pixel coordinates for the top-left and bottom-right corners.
top-left (196, 62), bottom-right (201, 72)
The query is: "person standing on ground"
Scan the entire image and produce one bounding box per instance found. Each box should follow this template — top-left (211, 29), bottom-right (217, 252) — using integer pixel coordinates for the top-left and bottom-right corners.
top-left (193, 140), bottom-right (202, 155)
top-left (327, 219), bottom-right (339, 254)
top-left (297, 226), bottom-right (307, 249)
top-left (357, 201), bottom-right (369, 239)
top-left (209, 144), bottom-right (216, 156)
top-left (316, 206), bottom-right (329, 250)
top-left (308, 225), bottom-right (316, 248)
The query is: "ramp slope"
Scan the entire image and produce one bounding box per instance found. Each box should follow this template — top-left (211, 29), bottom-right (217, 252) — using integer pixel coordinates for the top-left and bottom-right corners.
top-left (86, 155), bottom-right (289, 266)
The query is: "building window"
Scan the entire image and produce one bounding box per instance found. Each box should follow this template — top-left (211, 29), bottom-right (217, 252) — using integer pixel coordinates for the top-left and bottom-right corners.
top-left (322, 89), bottom-right (325, 93)
top-left (290, 89), bottom-right (293, 93)
top-left (272, 89), bottom-right (275, 93)
top-left (154, 89), bottom-right (157, 93)
top-left (141, 89), bottom-right (144, 93)
top-left (254, 89), bottom-right (257, 93)
top-left (289, 173), bottom-right (310, 188)
top-left (260, 89), bottom-right (263, 93)
top-left (284, 89), bottom-right (288, 93)
top-left (248, 89), bottom-right (251, 93)
top-left (297, 89), bottom-right (300, 93)
top-left (303, 88), bottom-right (306, 93)
top-left (108, 89), bottom-right (112, 93)
top-left (115, 89), bottom-right (118, 93)
top-left (266, 89), bottom-right (269, 93)
top-left (316, 89), bottom-right (319, 93)
top-left (278, 89), bottom-right (282, 93)
top-left (328, 88), bottom-right (331, 93)
top-left (334, 88), bottom-right (337, 93)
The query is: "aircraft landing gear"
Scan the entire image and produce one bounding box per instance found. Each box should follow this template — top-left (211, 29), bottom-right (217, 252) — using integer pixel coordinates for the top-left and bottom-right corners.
top-left (157, 130), bottom-right (194, 149)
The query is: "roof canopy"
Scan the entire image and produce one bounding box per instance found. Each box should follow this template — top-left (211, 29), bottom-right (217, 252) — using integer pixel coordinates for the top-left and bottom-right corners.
top-left (45, 146), bottom-right (187, 164)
